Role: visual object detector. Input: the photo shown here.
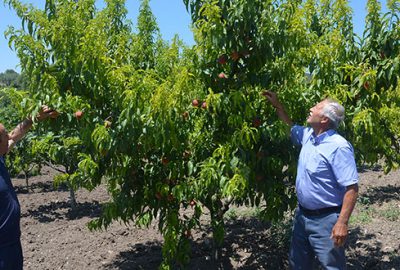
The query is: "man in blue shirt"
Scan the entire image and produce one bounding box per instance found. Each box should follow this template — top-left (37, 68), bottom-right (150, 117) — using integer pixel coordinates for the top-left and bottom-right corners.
top-left (264, 91), bottom-right (358, 270)
top-left (0, 106), bottom-right (57, 270)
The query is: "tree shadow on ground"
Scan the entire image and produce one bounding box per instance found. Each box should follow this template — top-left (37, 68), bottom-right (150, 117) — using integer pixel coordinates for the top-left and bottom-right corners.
top-left (189, 218), bottom-right (290, 270)
top-left (346, 226), bottom-right (400, 270)
top-left (103, 216), bottom-right (400, 270)
top-left (21, 200), bottom-right (103, 222)
top-left (103, 241), bottom-right (164, 270)
top-left (14, 180), bottom-right (69, 194)
top-left (358, 165), bottom-right (382, 173)
top-left (103, 217), bottom-right (291, 270)
top-left (360, 185), bottom-right (400, 205)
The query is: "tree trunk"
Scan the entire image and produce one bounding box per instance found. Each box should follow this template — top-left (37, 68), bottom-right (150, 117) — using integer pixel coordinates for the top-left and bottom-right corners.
top-left (67, 183), bottom-right (77, 210)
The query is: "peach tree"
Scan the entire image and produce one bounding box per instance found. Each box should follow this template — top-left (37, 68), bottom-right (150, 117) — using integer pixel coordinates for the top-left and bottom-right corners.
top-left (5, 0), bottom-right (400, 268)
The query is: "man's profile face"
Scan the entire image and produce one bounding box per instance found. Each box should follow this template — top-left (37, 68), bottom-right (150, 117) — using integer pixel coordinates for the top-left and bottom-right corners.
top-left (0, 124), bottom-right (9, 155)
top-left (306, 100), bottom-right (327, 126)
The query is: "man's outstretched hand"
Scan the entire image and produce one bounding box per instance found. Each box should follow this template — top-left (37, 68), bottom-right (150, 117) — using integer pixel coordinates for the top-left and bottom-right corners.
top-left (261, 90), bottom-right (293, 126)
top-left (7, 105), bottom-right (59, 153)
top-left (36, 105), bottom-right (59, 121)
top-left (262, 91), bottom-right (282, 109)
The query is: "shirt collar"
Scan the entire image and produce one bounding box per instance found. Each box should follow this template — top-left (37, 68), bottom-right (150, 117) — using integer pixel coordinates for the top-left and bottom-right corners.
top-left (310, 129), bottom-right (336, 145)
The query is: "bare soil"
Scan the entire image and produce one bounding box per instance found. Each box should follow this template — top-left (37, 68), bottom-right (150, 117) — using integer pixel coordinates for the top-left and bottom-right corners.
top-left (13, 167), bottom-right (400, 270)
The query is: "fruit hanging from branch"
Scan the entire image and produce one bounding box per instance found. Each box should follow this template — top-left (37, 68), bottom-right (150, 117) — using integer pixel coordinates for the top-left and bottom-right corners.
top-left (192, 99), bottom-right (199, 107)
top-left (74, 111), bottom-right (83, 120)
top-left (217, 54), bottom-right (228, 65)
top-left (218, 72), bottom-right (227, 79)
top-left (231, 51), bottom-right (240, 61)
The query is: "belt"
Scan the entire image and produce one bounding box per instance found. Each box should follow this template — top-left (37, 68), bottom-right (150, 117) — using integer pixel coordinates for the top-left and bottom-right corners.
top-left (298, 204), bottom-right (342, 216)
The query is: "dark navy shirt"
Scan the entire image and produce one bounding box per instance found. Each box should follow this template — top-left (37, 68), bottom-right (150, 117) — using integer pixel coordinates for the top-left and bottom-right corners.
top-left (0, 156), bottom-right (21, 247)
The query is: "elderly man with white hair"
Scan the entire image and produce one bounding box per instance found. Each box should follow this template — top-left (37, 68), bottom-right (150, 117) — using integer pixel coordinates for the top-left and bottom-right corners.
top-left (264, 91), bottom-right (358, 270)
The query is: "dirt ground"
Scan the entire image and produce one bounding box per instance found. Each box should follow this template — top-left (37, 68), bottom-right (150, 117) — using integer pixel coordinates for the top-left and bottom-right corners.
top-left (13, 166), bottom-right (400, 270)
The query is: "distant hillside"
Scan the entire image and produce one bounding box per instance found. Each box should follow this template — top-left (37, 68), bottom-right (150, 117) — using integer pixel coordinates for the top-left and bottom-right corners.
top-left (0, 69), bottom-right (25, 89)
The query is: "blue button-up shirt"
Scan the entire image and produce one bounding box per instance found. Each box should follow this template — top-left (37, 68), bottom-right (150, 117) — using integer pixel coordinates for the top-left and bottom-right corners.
top-left (291, 125), bottom-right (358, 210)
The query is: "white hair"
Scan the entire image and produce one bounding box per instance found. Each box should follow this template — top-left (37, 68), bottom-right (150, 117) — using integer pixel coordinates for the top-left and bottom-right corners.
top-left (321, 99), bottom-right (345, 129)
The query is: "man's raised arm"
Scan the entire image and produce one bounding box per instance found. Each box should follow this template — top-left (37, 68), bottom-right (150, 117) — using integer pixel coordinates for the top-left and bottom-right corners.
top-left (263, 91), bottom-right (293, 126)
top-left (8, 106), bottom-right (58, 152)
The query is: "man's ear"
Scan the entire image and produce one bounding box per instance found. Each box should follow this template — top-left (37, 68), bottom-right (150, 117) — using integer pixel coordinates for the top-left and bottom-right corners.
top-left (321, 116), bottom-right (330, 125)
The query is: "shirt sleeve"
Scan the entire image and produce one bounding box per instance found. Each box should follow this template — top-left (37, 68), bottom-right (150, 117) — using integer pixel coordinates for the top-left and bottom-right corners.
top-left (290, 125), bottom-right (305, 146)
top-left (331, 145), bottom-right (359, 187)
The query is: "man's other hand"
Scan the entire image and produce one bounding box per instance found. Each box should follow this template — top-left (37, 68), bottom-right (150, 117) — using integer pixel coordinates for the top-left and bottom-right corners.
top-left (36, 105), bottom-right (59, 121)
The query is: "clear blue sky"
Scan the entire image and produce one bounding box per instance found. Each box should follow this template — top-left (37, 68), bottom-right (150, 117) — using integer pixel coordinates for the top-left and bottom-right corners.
top-left (0, 0), bottom-right (388, 73)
